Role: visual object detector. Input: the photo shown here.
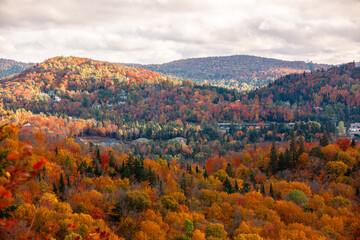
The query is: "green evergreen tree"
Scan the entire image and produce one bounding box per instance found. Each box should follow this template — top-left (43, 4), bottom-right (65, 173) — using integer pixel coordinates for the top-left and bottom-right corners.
top-left (223, 177), bottom-right (233, 194)
top-left (234, 180), bottom-right (239, 192)
top-left (53, 180), bottom-right (58, 194)
top-left (320, 132), bottom-right (329, 147)
top-left (241, 180), bottom-right (251, 193)
top-left (59, 173), bottom-right (66, 195)
top-left (203, 168), bottom-right (209, 178)
top-left (109, 151), bottom-right (116, 168)
top-left (351, 138), bottom-right (356, 148)
top-left (261, 184), bottom-right (265, 195)
top-left (270, 183), bottom-right (275, 200)
top-left (225, 163), bottom-right (234, 178)
top-left (269, 142), bottom-right (278, 174)
top-left (180, 173), bottom-right (188, 197)
top-left (278, 152), bottom-right (286, 171)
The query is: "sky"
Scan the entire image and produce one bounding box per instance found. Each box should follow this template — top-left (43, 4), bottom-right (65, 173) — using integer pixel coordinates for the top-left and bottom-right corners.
top-left (0, 0), bottom-right (359, 65)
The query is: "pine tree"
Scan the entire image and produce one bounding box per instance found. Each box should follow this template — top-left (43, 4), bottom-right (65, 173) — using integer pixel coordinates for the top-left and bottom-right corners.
top-left (223, 177), bottom-right (233, 194)
top-left (270, 183), bottom-right (275, 200)
top-left (241, 180), bottom-right (251, 193)
top-left (351, 138), bottom-right (356, 148)
top-left (203, 168), bottom-right (208, 178)
top-left (234, 180), bottom-right (239, 192)
top-left (53, 180), bottom-right (59, 194)
top-left (180, 173), bottom-right (188, 196)
top-left (269, 142), bottom-right (278, 174)
top-left (320, 132), bottom-right (329, 147)
top-left (109, 151), bottom-right (116, 168)
top-left (278, 152), bottom-right (286, 171)
top-left (225, 163), bottom-right (234, 178)
top-left (95, 147), bottom-right (101, 162)
top-left (195, 165), bottom-right (200, 174)
top-left (159, 180), bottom-right (164, 196)
top-left (261, 184), bottom-right (265, 195)
top-left (59, 173), bottom-right (66, 195)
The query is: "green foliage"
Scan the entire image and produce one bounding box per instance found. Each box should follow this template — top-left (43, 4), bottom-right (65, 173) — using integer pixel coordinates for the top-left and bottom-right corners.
top-left (125, 190), bottom-right (151, 211)
top-left (287, 190), bottom-right (309, 207)
top-left (205, 223), bottom-right (227, 239)
top-left (160, 196), bottom-right (179, 211)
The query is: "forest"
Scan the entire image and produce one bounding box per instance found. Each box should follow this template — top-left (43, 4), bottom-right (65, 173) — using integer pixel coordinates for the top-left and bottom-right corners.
top-left (144, 55), bottom-right (331, 91)
top-left (0, 56), bottom-right (360, 239)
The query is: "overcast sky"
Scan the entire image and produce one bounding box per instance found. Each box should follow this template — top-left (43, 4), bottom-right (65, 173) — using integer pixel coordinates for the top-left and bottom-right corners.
top-left (0, 0), bottom-right (359, 64)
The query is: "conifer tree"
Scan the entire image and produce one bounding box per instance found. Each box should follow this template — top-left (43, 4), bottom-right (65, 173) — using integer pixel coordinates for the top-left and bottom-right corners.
top-left (109, 151), bottom-right (116, 168)
top-left (223, 177), bottom-right (233, 194)
top-left (289, 135), bottom-right (298, 169)
top-left (203, 168), bottom-right (209, 178)
top-left (241, 180), bottom-right (251, 193)
top-left (225, 163), bottom-right (234, 178)
top-left (269, 142), bottom-right (278, 174)
top-left (59, 173), bottom-right (66, 195)
top-left (261, 184), bottom-right (265, 195)
top-left (234, 180), bottom-right (239, 192)
top-left (351, 138), bottom-right (356, 148)
top-left (270, 183), bottom-right (275, 200)
top-left (320, 132), bottom-right (329, 147)
top-left (278, 152), bottom-right (286, 171)
top-left (53, 180), bottom-right (59, 194)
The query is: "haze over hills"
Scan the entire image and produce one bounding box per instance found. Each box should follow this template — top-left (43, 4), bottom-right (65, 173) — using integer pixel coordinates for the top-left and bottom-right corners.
top-left (142, 55), bottom-right (332, 91)
top-left (0, 58), bottom-right (35, 79)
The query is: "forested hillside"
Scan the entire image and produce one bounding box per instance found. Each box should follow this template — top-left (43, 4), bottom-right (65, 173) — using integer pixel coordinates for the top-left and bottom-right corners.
top-left (144, 55), bottom-right (331, 91)
top-left (0, 59), bottom-right (34, 79)
top-left (252, 62), bottom-right (360, 122)
top-left (0, 56), bottom-right (360, 239)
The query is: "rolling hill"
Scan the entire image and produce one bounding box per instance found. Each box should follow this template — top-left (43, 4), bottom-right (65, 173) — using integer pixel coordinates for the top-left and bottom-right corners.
top-left (0, 58), bottom-right (34, 79)
top-left (143, 55), bottom-right (331, 91)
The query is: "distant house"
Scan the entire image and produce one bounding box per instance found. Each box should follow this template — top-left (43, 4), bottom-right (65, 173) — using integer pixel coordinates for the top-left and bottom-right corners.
top-left (54, 96), bottom-right (61, 102)
top-left (133, 138), bottom-right (150, 144)
top-left (47, 90), bottom-right (54, 96)
top-left (107, 103), bottom-right (114, 107)
top-left (23, 122), bottom-right (32, 128)
top-left (283, 101), bottom-right (290, 106)
top-left (349, 123), bottom-right (360, 132)
top-left (313, 106), bottom-right (324, 111)
top-left (169, 137), bottom-right (187, 143)
top-left (92, 103), bottom-right (101, 108)
top-left (118, 101), bottom-right (126, 105)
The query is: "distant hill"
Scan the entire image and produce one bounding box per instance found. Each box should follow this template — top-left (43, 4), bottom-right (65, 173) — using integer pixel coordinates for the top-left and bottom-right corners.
top-left (251, 62), bottom-right (360, 121)
top-left (143, 55), bottom-right (331, 91)
top-left (0, 58), bottom-right (34, 79)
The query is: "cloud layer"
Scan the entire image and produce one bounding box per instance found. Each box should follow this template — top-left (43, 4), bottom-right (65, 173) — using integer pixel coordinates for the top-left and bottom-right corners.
top-left (0, 0), bottom-right (359, 64)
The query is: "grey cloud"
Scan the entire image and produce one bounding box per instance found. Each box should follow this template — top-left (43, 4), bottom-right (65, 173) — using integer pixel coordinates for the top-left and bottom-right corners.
top-left (0, 0), bottom-right (359, 64)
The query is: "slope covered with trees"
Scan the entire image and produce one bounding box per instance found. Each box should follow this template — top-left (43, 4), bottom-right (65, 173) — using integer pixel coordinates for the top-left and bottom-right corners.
top-left (0, 59), bottom-right (34, 80)
top-left (253, 62), bottom-right (360, 122)
top-left (143, 55), bottom-right (331, 91)
top-left (0, 112), bottom-right (360, 239)
top-left (0, 56), bottom-right (360, 239)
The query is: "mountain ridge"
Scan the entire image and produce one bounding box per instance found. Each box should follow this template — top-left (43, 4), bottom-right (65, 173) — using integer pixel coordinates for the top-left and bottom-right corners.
top-left (140, 54), bottom-right (332, 91)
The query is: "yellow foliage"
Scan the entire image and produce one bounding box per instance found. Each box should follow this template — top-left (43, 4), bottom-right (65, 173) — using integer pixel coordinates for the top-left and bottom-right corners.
top-left (234, 233), bottom-right (263, 240)
top-left (192, 229), bottom-right (206, 240)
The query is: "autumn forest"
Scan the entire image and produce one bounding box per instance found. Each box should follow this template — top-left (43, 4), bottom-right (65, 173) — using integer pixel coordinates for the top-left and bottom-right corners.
top-left (0, 56), bottom-right (360, 240)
